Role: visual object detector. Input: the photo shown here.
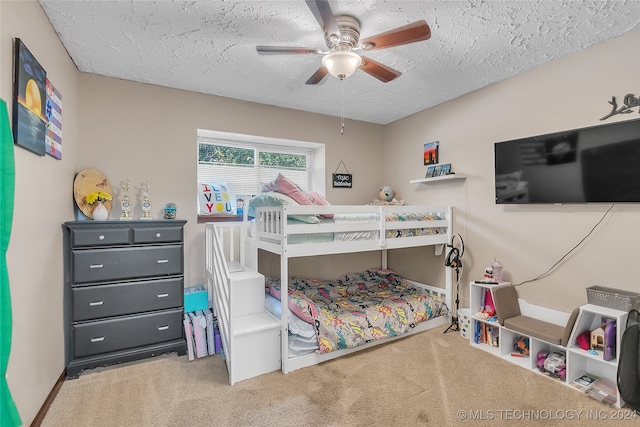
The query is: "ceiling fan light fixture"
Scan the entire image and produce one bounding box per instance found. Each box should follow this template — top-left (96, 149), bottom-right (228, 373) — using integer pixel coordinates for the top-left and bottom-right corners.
top-left (322, 51), bottom-right (362, 80)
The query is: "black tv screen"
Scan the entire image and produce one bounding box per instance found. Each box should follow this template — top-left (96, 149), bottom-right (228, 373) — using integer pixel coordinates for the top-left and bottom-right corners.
top-left (494, 118), bottom-right (640, 204)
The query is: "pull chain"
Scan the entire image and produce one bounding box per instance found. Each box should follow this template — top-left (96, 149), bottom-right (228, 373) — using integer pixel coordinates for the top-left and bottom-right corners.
top-left (340, 78), bottom-right (345, 135)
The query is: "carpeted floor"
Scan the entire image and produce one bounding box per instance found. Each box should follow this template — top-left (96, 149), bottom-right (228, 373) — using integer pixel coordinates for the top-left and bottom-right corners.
top-left (41, 327), bottom-right (638, 426)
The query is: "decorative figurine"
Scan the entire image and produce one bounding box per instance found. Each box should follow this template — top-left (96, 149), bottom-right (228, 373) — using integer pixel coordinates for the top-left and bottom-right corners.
top-left (140, 180), bottom-right (152, 219)
top-left (164, 202), bottom-right (177, 219)
top-left (120, 179), bottom-right (132, 220)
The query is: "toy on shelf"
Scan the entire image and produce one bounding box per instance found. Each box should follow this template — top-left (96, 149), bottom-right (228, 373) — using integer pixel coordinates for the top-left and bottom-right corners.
top-left (513, 336), bottom-right (530, 356)
top-left (591, 326), bottom-right (605, 351)
top-left (537, 351), bottom-right (566, 381)
top-left (475, 288), bottom-right (496, 319)
top-left (483, 259), bottom-right (504, 282)
top-left (371, 186), bottom-right (404, 206)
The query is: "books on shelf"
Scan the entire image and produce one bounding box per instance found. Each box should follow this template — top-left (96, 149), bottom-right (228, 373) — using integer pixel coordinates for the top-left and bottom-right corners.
top-left (571, 372), bottom-right (599, 391)
top-left (474, 321), bottom-right (500, 347)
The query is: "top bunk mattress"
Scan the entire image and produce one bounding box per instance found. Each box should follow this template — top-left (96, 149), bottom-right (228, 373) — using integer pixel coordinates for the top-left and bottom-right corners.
top-left (249, 204), bottom-right (451, 248)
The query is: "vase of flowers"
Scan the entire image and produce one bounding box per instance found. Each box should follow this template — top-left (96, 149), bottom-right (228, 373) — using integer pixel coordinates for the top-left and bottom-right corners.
top-left (86, 191), bottom-right (112, 220)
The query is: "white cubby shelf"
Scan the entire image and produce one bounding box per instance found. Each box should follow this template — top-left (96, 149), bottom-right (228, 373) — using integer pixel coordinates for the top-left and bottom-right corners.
top-left (468, 282), bottom-right (628, 408)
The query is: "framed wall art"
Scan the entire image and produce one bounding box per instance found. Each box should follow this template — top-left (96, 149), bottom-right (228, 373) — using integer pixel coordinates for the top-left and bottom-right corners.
top-left (423, 141), bottom-right (439, 165)
top-left (13, 38), bottom-right (47, 156)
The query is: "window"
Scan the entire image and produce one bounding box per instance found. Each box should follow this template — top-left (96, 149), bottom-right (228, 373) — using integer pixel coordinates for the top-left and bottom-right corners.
top-left (197, 129), bottom-right (325, 219)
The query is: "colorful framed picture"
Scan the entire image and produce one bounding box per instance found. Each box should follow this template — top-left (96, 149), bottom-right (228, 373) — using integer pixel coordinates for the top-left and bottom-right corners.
top-left (13, 38), bottom-right (47, 156)
top-left (433, 165), bottom-right (442, 176)
top-left (423, 141), bottom-right (439, 165)
top-left (425, 165), bottom-right (436, 178)
top-left (440, 163), bottom-right (451, 175)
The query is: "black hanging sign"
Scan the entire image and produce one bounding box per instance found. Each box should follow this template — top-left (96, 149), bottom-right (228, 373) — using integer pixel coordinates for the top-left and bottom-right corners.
top-left (332, 160), bottom-right (352, 188)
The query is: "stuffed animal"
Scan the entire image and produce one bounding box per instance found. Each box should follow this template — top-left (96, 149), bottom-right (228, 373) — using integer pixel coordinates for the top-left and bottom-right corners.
top-left (380, 186), bottom-right (395, 201)
top-left (372, 186), bottom-right (404, 206)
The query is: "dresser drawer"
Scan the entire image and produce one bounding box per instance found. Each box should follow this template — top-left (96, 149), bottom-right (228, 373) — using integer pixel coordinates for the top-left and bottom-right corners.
top-left (133, 226), bottom-right (183, 244)
top-left (72, 278), bottom-right (183, 321)
top-left (70, 228), bottom-right (131, 247)
top-left (73, 245), bottom-right (183, 283)
top-left (73, 309), bottom-right (183, 357)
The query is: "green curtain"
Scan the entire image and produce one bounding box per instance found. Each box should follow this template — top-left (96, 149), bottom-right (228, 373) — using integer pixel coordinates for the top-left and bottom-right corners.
top-left (1, 99), bottom-right (21, 426)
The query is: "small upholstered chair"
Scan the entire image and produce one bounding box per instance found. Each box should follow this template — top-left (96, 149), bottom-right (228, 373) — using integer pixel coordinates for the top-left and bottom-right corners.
top-left (492, 285), bottom-right (579, 346)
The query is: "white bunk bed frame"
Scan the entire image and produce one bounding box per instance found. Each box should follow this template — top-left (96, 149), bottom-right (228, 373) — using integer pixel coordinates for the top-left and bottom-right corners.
top-left (205, 204), bottom-right (454, 383)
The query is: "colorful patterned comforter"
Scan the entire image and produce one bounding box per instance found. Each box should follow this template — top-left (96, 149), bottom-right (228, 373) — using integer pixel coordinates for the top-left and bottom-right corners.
top-left (266, 270), bottom-right (449, 354)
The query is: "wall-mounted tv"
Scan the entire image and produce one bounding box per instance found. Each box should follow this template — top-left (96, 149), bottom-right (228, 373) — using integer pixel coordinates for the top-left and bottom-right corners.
top-left (494, 118), bottom-right (640, 204)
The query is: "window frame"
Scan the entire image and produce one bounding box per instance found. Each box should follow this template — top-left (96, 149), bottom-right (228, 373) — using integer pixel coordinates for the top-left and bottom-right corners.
top-left (197, 129), bottom-right (325, 223)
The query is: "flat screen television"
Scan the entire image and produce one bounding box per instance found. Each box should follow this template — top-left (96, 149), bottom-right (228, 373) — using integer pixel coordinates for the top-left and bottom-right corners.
top-left (494, 118), bottom-right (640, 204)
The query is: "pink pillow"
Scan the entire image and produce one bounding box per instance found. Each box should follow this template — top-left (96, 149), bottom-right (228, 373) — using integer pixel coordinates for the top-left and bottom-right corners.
top-left (267, 283), bottom-right (316, 324)
top-left (308, 191), bottom-right (330, 206)
top-left (261, 174), bottom-right (313, 206)
top-left (308, 191), bottom-right (333, 218)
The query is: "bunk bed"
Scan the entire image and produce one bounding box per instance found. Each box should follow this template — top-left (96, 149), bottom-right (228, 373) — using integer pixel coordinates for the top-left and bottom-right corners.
top-left (205, 202), bottom-right (454, 384)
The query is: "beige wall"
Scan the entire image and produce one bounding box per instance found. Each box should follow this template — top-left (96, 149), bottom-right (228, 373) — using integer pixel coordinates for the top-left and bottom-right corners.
top-left (384, 29), bottom-right (640, 312)
top-left (2, 1), bottom-right (639, 424)
top-left (1, 1), bottom-right (81, 425)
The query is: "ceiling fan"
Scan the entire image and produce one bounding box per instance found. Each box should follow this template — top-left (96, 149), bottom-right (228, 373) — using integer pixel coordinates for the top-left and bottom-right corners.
top-left (256, 0), bottom-right (431, 84)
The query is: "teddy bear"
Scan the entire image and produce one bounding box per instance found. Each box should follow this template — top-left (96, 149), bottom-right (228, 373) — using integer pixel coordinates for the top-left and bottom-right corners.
top-left (372, 186), bottom-right (404, 205)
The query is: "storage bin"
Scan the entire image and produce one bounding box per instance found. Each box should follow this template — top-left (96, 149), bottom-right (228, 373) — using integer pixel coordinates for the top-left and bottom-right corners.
top-left (586, 286), bottom-right (640, 312)
top-left (184, 285), bottom-right (208, 312)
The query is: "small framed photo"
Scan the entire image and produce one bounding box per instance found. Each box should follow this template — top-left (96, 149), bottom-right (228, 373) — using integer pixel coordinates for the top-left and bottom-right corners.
top-left (433, 165), bottom-right (442, 176)
top-left (440, 163), bottom-right (451, 176)
top-left (425, 165), bottom-right (436, 178)
top-left (423, 141), bottom-right (439, 165)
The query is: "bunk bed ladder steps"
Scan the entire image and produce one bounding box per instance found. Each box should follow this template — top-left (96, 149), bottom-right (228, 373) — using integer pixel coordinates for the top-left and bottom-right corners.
top-left (206, 223), bottom-right (281, 385)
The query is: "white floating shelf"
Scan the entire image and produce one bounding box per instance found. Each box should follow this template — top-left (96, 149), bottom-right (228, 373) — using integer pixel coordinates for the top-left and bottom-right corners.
top-left (410, 174), bottom-right (466, 184)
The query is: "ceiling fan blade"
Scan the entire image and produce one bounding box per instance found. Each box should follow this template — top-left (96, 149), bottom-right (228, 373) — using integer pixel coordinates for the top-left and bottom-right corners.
top-left (256, 46), bottom-right (322, 55)
top-left (359, 56), bottom-right (401, 83)
top-left (360, 20), bottom-right (431, 50)
top-left (305, 66), bottom-right (329, 85)
top-left (305, 0), bottom-right (341, 38)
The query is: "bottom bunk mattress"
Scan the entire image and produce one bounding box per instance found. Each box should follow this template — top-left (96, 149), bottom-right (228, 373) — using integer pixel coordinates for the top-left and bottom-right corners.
top-left (265, 269), bottom-right (449, 354)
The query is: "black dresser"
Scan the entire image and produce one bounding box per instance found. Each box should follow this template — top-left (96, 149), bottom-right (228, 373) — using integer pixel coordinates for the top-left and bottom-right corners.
top-left (63, 220), bottom-right (187, 378)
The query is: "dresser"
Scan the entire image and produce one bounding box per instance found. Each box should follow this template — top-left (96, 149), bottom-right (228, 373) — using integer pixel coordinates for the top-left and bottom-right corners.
top-left (63, 220), bottom-right (187, 378)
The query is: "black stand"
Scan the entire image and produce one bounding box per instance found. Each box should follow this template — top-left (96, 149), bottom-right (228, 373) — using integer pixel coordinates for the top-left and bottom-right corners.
top-left (443, 265), bottom-right (461, 333)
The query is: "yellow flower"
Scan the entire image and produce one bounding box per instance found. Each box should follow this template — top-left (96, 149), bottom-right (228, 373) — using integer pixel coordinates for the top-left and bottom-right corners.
top-left (86, 191), bottom-right (112, 204)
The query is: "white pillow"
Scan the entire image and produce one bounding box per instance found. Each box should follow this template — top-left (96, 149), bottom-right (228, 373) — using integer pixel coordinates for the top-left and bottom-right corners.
top-left (198, 182), bottom-right (233, 215)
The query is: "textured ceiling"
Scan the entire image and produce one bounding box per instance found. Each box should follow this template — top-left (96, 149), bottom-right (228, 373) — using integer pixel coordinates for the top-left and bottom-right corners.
top-left (38, 0), bottom-right (640, 125)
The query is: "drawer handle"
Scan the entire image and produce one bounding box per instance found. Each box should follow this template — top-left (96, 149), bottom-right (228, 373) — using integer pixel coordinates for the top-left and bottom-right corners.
top-left (89, 264), bottom-right (104, 269)
top-left (157, 293), bottom-right (169, 298)
top-left (156, 259), bottom-right (169, 264)
top-left (91, 337), bottom-right (105, 343)
top-left (157, 325), bottom-right (170, 331)
top-left (99, 235), bottom-right (105, 241)
top-left (156, 233), bottom-right (162, 238)
top-left (89, 301), bottom-right (104, 306)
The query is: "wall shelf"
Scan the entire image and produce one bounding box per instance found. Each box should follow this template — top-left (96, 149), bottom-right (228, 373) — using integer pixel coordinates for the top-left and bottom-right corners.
top-left (410, 173), bottom-right (466, 184)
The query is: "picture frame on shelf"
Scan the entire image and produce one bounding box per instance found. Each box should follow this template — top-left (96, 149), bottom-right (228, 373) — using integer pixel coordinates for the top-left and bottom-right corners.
top-left (425, 165), bottom-right (436, 178)
top-left (433, 165), bottom-right (442, 176)
top-left (440, 163), bottom-right (452, 175)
